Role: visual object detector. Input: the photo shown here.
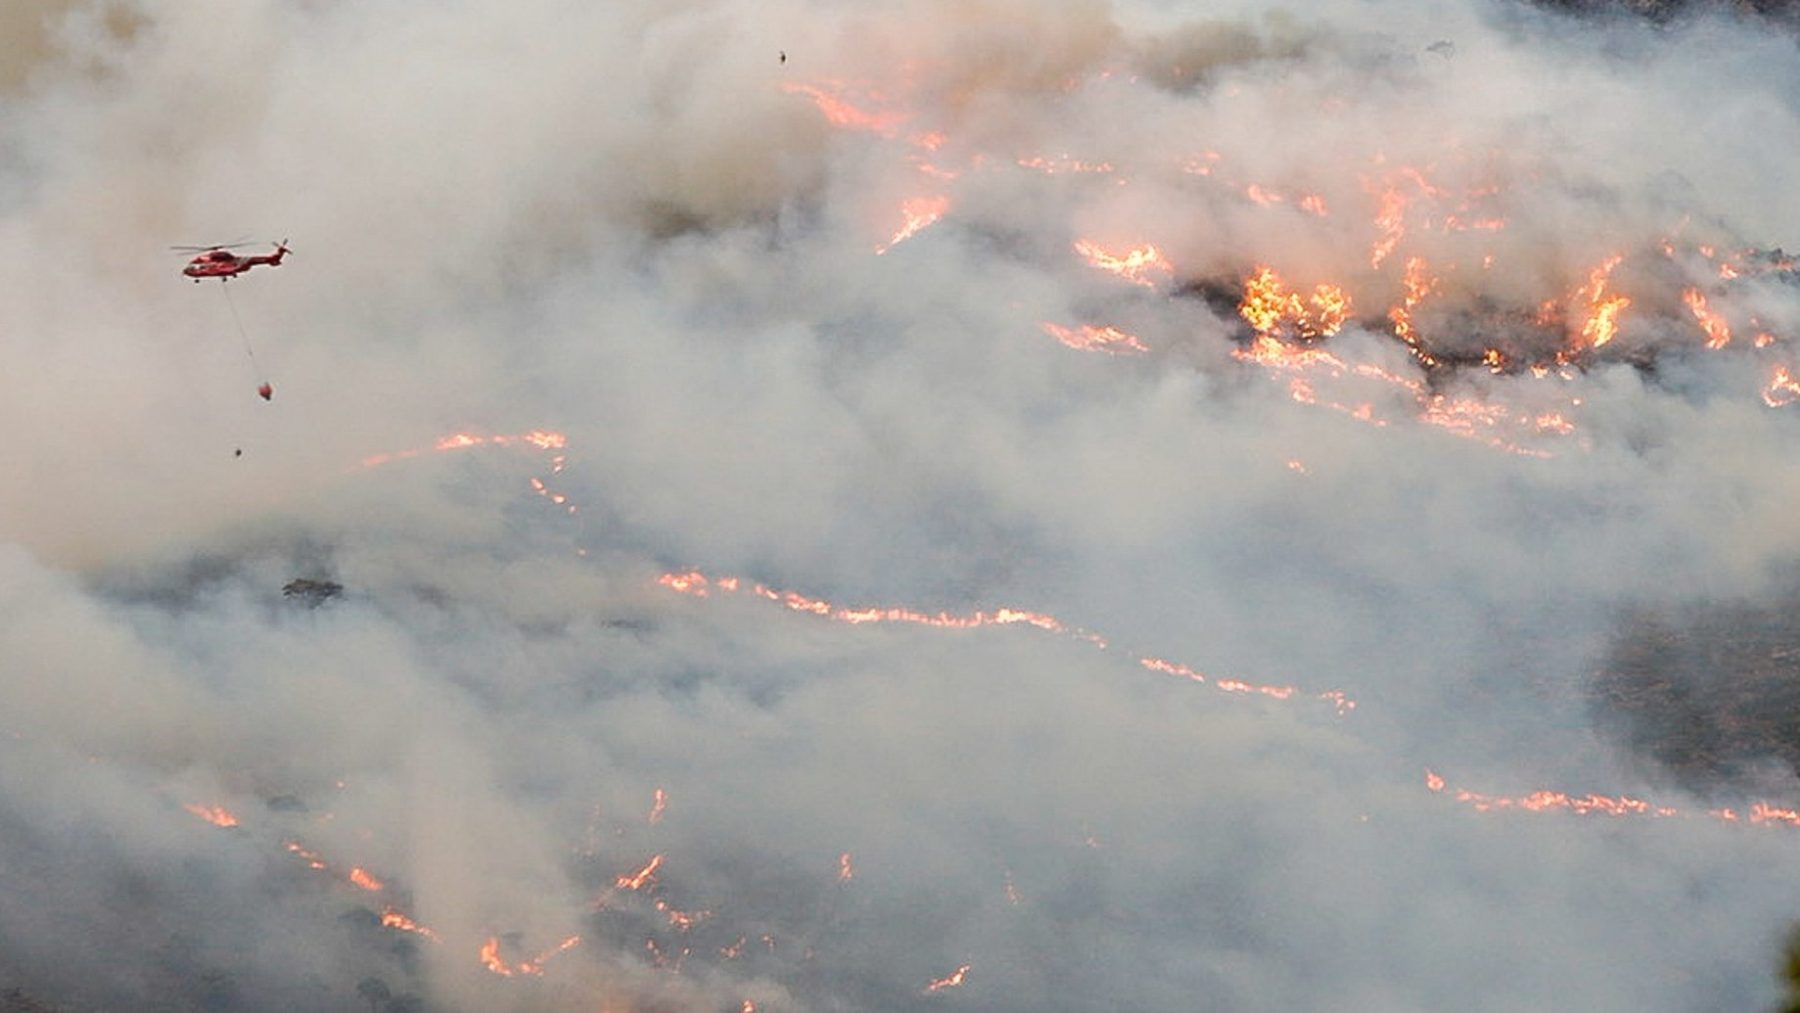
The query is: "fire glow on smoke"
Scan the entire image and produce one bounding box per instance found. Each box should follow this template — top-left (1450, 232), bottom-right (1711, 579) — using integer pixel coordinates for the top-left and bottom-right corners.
top-left (15, 3), bottom-right (1800, 1011)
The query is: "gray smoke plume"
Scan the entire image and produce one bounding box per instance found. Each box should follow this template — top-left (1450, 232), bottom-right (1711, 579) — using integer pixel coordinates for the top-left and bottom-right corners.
top-left (4, 1), bottom-right (1800, 1010)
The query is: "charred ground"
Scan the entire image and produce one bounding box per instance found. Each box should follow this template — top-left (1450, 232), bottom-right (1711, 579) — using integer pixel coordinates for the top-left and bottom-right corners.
top-left (1594, 595), bottom-right (1800, 797)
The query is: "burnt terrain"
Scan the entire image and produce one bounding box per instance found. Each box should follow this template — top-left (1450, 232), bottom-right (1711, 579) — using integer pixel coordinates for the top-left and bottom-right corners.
top-left (1594, 597), bottom-right (1800, 796)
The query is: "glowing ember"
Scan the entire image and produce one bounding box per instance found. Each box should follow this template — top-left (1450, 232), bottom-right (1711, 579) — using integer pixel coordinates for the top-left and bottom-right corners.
top-left (648, 788), bottom-right (667, 825)
top-left (284, 841), bottom-right (328, 871)
top-left (1682, 288), bottom-right (1732, 349)
top-left (183, 803), bottom-right (239, 828)
top-left (655, 899), bottom-right (711, 932)
top-left (925, 963), bottom-right (972, 993)
top-left (1180, 151), bottom-right (1222, 176)
top-left (347, 867), bottom-right (384, 892)
top-left (517, 935), bottom-right (582, 975)
top-left (876, 194), bottom-right (951, 254)
top-left (1072, 239), bottom-right (1174, 288)
top-left (1017, 154), bottom-right (1115, 175)
top-left (838, 852), bottom-right (854, 883)
top-left (1244, 183), bottom-right (1282, 207)
top-left (1040, 322), bottom-right (1149, 355)
top-left (616, 853), bottom-right (665, 891)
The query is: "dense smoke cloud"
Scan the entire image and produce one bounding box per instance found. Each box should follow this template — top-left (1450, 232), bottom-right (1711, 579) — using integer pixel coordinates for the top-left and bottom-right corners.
top-left (3, 1), bottom-right (1800, 1010)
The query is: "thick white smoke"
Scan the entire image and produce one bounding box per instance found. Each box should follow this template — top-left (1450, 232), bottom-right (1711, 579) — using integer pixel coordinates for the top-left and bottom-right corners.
top-left (3, 1), bottom-right (1800, 1010)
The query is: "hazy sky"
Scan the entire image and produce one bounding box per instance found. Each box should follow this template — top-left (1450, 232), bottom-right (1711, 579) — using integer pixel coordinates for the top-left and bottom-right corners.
top-left (3, 1), bottom-right (1800, 1010)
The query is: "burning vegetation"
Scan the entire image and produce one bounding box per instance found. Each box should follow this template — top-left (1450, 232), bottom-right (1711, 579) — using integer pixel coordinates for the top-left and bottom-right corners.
top-left (12, 0), bottom-right (1800, 1010)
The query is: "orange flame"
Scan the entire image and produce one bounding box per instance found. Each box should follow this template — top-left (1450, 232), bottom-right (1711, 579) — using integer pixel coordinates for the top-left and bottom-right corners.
top-left (616, 853), bottom-right (665, 891)
top-left (1072, 239), bottom-right (1174, 288)
top-left (380, 906), bottom-right (441, 943)
top-left (1387, 256), bottom-right (1440, 366)
top-left (838, 852), bottom-right (854, 883)
top-left (1181, 151), bottom-right (1222, 176)
top-left (1422, 770), bottom-right (1800, 827)
top-left (359, 430), bottom-right (576, 514)
top-left (347, 867), bottom-right (384, 892)
top-left (479, 934), bottom-right (580, 978)
top-left (360, 430), bottom-right (569, 468)
top-left (648, 787), bottom-right (667, 825)
top-left (1238, 267), bottom-right (1351, 341)
top-left (655, 899), bottom-right (711, 932)
top-left (1681, 288), bottom-right (1732, 349)
top-left (517, 935), bottom-right (582, 975)
top-left (479, 937), bottom-right (514, 977)
top-left (184, 803), bottom-right (239, 828)
top-left (925, 963), bottom-right (972, 993)
top-left (1232, 334), bottom-right (1348, 373)
top-left (1573, 255), bottom-right (1631, 351)
top-left (1764, 366), bottom-right (1800, 407)
top-left (1368, 184), bottom-right (1408, 269)
top-left (1040, 322), bottom-right (1149, 355)
top-left (781, 81), bottom-right (909, 136)
top-left (876, 194), bottom-right (951, 254)
top-left (661, 571), bottom-right (1354, 714)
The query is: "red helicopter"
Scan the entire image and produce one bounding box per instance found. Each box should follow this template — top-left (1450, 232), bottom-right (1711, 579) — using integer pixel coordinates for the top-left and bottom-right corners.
top-left (173, 239), bottom-right (290, 282)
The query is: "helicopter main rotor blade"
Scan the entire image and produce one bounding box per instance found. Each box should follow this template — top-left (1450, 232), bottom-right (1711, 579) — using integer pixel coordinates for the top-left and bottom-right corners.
top-left (169, 236), bottom-right (253, 253)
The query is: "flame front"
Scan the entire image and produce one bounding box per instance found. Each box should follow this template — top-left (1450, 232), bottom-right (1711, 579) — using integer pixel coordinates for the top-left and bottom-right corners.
top-left (1040, 322), bottom-right (1149, 355)
top-left (660, 570), bottom-right (1353, 713)
top-left (1424, 770), bottom-right (1800, 827)
top-left (380, 906), bottom-right (440, 943)
top-left (877, 194), bottom-right (952, 254)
